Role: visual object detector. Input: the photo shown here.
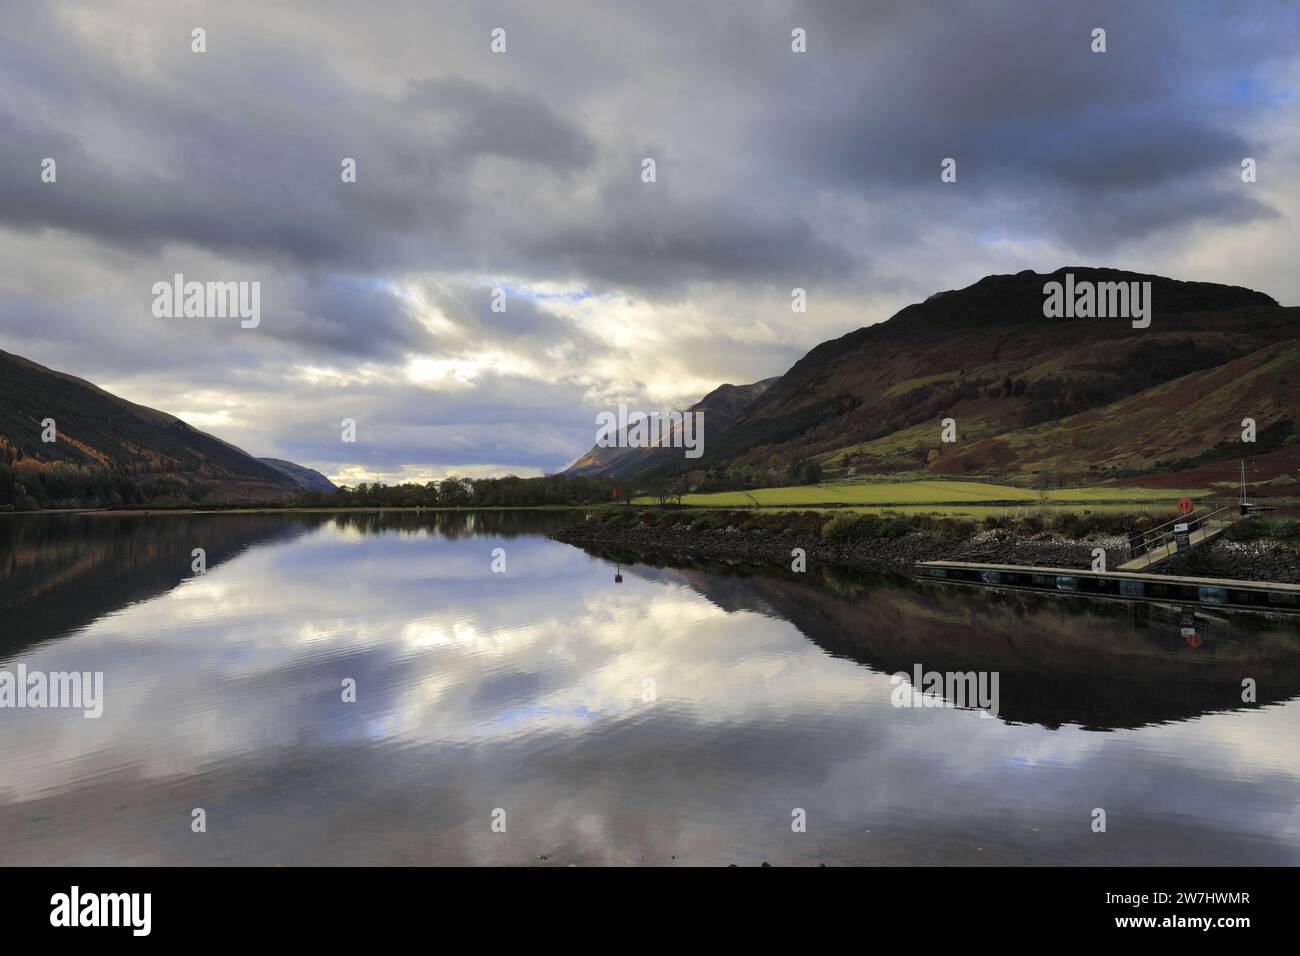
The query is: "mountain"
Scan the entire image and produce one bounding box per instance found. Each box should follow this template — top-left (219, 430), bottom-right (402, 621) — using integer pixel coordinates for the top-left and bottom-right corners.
top-left (563, 377), bottom-right (779, 478)
top-left (650, 268), bottom-right (1299, 489)
top-left (258, 458), bottom-right (337, 493)
top-left (0, 349), bottom-right (306, 507)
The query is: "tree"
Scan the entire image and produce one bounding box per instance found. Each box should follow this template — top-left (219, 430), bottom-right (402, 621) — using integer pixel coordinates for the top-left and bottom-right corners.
top-left (791, 458), bottom-right (823, 485)
top-left (646, 477), bottom-right (674, 506)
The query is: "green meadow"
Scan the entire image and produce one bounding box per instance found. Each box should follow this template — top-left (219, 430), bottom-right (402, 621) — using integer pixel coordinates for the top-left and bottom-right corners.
top-left (634, 477), bottom-right (1210, 511)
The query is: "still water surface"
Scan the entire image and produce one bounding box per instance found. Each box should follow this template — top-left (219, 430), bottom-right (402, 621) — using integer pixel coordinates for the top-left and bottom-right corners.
top-left (2, 511), bottom-right (1298, 865)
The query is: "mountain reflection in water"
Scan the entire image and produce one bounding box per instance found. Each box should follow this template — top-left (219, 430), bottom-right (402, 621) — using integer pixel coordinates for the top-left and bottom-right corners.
top-left (1, 511), bottom-right (1297, 866)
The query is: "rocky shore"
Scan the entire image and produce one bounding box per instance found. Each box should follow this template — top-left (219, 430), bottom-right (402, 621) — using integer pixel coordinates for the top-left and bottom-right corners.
top-left (1152, 537), bottom-right (1300, 584)
top-left (551, 516), bottom-right (1300, 584)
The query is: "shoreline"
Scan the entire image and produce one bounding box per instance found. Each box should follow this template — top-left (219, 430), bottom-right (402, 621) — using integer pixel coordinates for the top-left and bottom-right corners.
top-left (0, 505), bottom-right (591, 517)
top-left (551, 514), bottom-right (1300, 585)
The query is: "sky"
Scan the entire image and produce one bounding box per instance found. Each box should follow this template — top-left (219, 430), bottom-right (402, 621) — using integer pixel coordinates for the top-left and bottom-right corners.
top-left (1, 0), bottom-right (1298, 485)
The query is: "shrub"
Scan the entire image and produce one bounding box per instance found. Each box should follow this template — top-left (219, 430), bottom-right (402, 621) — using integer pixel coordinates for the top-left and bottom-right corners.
top-left (1226, 517), bottom-right (1300, 542)
top-left (820, 512), bottom-right (863, 541)
top-left (941, 518), bottom-right (977, 540)
top-left (1049, 513), bottom-right (1088, 539)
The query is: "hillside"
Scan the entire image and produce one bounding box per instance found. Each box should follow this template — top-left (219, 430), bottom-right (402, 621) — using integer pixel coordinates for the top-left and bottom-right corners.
top-left (646, 268), bottom-right (1298, 489)
top-left (925, 340), bottom-right (1300, 491)
top-left (0, 349), bottom-right (301, 508)
top-left (563, 377), bottom-right (778, 478)
top-left (258, 458), bottom-right (338, 493)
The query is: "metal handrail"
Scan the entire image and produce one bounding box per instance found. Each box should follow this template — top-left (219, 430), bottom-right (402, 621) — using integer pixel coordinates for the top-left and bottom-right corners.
top-left (1142, 507), bottom-right (1210, 536)
top-left (1131, 505), bottom-right (1233, 556)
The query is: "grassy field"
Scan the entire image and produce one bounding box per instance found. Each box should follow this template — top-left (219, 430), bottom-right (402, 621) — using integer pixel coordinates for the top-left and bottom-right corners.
top-left (795, 502), bottom-right (1197, 518)
top-left (634, 478), bottom-right (1210, 509)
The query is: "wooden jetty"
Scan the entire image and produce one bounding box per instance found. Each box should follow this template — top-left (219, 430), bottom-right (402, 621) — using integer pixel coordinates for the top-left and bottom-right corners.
top-left (915, 559), bottom-right (1300, 613)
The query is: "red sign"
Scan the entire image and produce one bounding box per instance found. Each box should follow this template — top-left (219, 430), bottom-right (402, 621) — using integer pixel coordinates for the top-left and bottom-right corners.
top-left (612, 488), bottom-right (621, 498)
top-left (1177, 498), bottom-right (1194, 515)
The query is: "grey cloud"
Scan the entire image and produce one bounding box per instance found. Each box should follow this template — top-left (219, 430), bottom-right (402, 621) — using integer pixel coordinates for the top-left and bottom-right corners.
top-left (255, 372), bottom-right (601, 476)
top-left (0, 0), bottom-right (862, 291)
top-left (1, 0), bottom-right (1298, 479)
top-left (403, 76), bottom-right (597, 172)
top-left (265, 275), bottom-right (434, 359)
top-left (757, 0), bottom-right (1300, 247)
top-left (426, 285), bottom-right (603, 358)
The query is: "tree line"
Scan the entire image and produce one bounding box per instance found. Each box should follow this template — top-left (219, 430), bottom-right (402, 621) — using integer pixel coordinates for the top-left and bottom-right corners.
top-left (1, 458), bottom-right (831, 512)
top-left (0, 462), bottom-right (625, 511)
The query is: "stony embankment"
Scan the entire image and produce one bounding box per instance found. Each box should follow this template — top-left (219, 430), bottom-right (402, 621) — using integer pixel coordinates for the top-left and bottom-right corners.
top-left (551, 516), bottom-right (1300, 584)
top-left (551, 522), bottom-right (1128, 575)
top-left (1152, 538), bottom-right (1300, 584)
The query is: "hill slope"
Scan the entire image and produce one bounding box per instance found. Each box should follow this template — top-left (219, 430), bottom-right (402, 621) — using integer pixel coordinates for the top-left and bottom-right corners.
top-left (0, 349), bottom-right (301, 507)
top-left (923, 340), bottom-right (1300, 489)
top-left (258, 458), bottom-right (338, 493)
top-left (563, 377), bottom-right (778, 478)
top-left (653, 268), bottom-right (1297, 487)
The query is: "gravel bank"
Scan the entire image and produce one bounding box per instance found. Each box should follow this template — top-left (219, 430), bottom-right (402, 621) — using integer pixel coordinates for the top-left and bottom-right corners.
top-left (551, 521), bottom-right (1300, 584)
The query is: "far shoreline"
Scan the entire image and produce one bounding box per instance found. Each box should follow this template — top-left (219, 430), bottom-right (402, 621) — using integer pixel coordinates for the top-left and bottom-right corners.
top-left (0, 504), bottom-right (594, 517)
top-left (6, 493), bottom-right (1288, 518)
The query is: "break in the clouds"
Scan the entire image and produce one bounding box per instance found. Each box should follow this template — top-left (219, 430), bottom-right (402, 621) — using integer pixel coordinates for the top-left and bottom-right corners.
top-left (1, 0), bottom-right (1298, 483)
